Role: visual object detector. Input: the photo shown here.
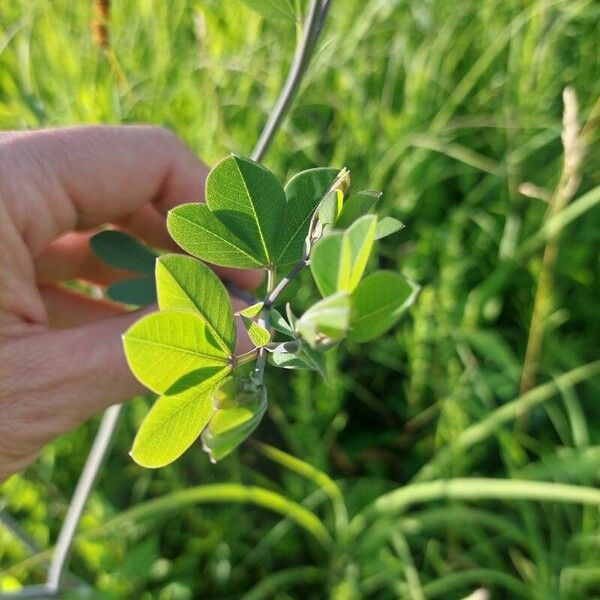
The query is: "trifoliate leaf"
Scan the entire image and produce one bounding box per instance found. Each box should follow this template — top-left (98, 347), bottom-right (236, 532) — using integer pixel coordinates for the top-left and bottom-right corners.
top-left (123, 310), bottom-right (232, 394)
top-left (349, 271), bottom-right (420, 342)
top-left (156, 254), bottom-right (236, 353)
top-left (168, 155), bottom-right (286, 269)
top-left (90, 230), bottom-right (157, 275)
top-left (310, 215), bottom-right (377, 297)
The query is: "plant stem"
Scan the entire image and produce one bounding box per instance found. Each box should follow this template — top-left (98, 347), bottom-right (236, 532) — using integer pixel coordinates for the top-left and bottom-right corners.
top-left (236, 349), bottom-right (260, 366)
top-left (253, 268), bottom-right (277, 382)
top-left (265, 256), bottom-right (309, 308)
top-left (251, 0), bottom-right (328, 162)
top-left (519, 88), bottom-right (584, 395)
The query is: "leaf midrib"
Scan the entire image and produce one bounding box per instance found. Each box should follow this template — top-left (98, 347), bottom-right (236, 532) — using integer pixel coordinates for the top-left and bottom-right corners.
top-left (127, 335), bottom-right (230, 363)
top-left (162, 263), bottom-right (234, 354)
top-left (232, 158), bottom-right (271, 265)
top-left (171, 210), bottom-right (263, 267)
top-left (134, 382), bottom-right (225, 455)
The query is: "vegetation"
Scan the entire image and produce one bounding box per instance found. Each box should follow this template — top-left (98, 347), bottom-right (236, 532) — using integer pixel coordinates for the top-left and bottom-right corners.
top-left (1, 0), bottom-right (600, 598)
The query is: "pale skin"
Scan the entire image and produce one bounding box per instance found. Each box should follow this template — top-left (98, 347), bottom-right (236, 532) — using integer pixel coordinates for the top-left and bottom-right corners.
top-left (0, 126), bottom-right (262, 483)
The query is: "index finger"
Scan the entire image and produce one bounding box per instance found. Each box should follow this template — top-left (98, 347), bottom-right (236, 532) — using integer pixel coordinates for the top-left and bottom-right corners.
top-left (1, 125), bottom-right (206, 255)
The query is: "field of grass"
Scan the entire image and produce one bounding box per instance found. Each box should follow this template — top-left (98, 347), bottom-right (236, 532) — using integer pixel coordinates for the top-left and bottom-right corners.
top-left (1, 0), bottom-right (600, 598)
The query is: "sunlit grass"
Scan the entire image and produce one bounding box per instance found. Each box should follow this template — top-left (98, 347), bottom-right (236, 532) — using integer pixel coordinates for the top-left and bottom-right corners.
top-left (1, 0), bottom-right (600, 597)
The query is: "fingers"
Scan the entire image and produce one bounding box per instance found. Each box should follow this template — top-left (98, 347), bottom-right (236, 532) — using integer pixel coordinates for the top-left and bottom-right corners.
top-left (1, 125), bottom-right (207, 256)
top-left (34, 228), bottom-right (265, 290)
top-left (35, 232), bottom-right (136, 286)
top-left (0, 299), bottom-right (256, 456)
top-left (39, 285), bottom-right (126, 328)
top-left (0, 312), bottom-right (146, 452)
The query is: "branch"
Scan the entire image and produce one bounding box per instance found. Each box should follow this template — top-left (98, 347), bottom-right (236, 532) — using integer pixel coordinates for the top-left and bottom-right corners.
top-left (251, 0), bottom-right (329, 162)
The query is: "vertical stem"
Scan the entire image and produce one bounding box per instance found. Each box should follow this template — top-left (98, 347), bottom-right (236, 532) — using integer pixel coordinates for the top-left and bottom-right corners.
top-left (519, 89), bottom-right (583, 395)
top-left (46, 404), bottom-right (123, 593)
top-left (253, 268), bottom-right (276, 383)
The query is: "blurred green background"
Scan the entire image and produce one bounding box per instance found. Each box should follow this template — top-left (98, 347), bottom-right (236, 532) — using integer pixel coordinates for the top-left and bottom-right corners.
top-left (1, 0), bottom-right (600, 598)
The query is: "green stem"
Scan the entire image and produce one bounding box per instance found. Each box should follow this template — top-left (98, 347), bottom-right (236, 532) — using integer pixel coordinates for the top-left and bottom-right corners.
top-left (253, 268), bottom-right (277, 382)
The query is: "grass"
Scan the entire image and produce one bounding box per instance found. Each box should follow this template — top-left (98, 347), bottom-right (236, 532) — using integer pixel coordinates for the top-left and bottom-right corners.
top-left (1, 0), bottom-right (600, 598)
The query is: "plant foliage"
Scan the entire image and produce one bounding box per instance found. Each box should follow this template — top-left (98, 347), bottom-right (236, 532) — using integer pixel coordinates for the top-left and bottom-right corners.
top-left (111, 155), bottom-right (417, 467)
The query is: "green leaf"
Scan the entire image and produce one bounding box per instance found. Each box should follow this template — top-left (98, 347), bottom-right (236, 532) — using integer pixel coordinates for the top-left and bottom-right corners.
top-left (268, 350), bottom-right (315, 371)
top-left (237, 301), bottom-right (264, 318)
top-left (201, 379), bottom-right (267, 463)
top-left (270, 341), bottom-right (327, 379)
top-left (168, 204), bottom-right (263, 269)
top-left (335, 190), bottom-right (382, 228)
top-left (269, 309), bottom-right (295, 338)
top-left (285, 303), bottom-right (298, 329)
top-left (242, 317), bottom-right (271, 348)
top-left (278, 167), bottom-right (339, 268)
top-left (375, 216), bottom-right (404, 240)
top-left (106, 277), bottom-right (156, 306)
top-left (317, 190), bottom-right (341, 228)
top-left (168, 155), bottom-right (286, 268)
top-left (310, 215), bottom-right (378, 296)
top-left (90, 230), bottom-right (157, 275)
top-left (238, 0), bottom-right (296, 21)
top-left (349, 271), bottom-right (420, 342)
top-left (296, 292), bottom-right (350, 348)
top-left (131, 386), bottom-right (216, 468)
top-left (123, 310), bottom-right (232, 394)
top-left (156, 254), bottom-right (236, 352)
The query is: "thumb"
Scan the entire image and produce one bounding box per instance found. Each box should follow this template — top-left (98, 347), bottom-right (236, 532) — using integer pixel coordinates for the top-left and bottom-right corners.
top-left (1, 311), bottom-right (145, 454)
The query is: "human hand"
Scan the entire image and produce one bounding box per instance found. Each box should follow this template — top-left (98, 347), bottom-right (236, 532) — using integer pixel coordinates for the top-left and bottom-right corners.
top-left (0, 126), bottom-right (261, 482)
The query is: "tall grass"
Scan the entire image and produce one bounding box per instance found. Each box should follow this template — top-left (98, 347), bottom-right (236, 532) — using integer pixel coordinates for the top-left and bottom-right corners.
top-left (1, 0), bottom-right (600, 597)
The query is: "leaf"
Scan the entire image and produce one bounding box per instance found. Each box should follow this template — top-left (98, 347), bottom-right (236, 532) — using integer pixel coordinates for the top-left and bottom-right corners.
top-left (90, 230), bottom-right (157, 274)
top-left (106, 277), bottom-right (157, 306)
top-left (375, 216), bottom-right (404, 240)
top-left (266, 340), bottom-right (302, 354)
top-left (130, 386), bottom-right (215, 468)
top-left (238, 0), bottom-right (296, 21)
top-left (278, 167), bottom-right (339, 268)
top-left (310, 215), bottom-right (378, 297)
top-left (317, 190), bottom-right (340, 227)
top-left (201, 379), bottom-right (267, 463)
top-left (237, 301), bottom-right (264, 318)
top-left (349, 271), bottom-right (420, 343)
top-left (168, 204), bottom-right (263, 269)
top-left (285, 303), bottom-right (298, 329)
top-left (302, 344), bottom-right (328, 380)
top-left (335, 190), bottom-right (382, 228)
top-left (168, 155), bottom-right (286, 268)
top-left (242, 317), bottom-right (271, 348)
top-left (296, 292), bottom-right (350, 348)
top-left (156, 254), bottom-right (236, 352)
top-left (269, 309), bottom-right (295, 338)
top-left (123, 310), bottom-right (232, 394)
top-left (268, 350), bottom-right (315, 371)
